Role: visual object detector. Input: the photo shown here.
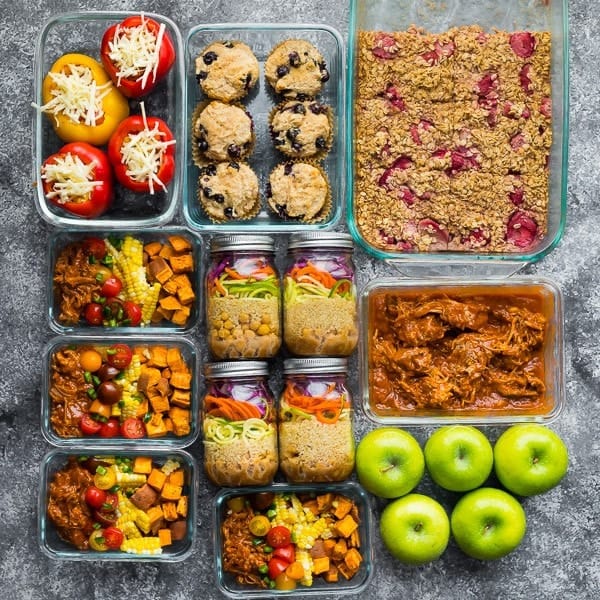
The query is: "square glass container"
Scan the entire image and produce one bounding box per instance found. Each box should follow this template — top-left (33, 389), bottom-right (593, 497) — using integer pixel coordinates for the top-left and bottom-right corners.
top-left (346, 0), bottom-right (569, 272)
top-left (32, 11), bottom-right (185, 229)
top-left (213, 482), bottom-right (374, 598)
top-left (183, 23), bottom-right (345, 232)
top-left (48, 227), bottom-right (202, 334)
top-left (39, 447), bottom-right (197, 561)
top-left (359, 277), bottom-right (564, 425)
top-left (41, 334), bottom-right (200, 448)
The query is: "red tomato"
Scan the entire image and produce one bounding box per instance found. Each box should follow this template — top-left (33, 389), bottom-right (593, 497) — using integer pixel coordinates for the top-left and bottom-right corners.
top-left (273, 544), bottom-right (295, 564)
top-left (266, 526), bottom-right (292, 549)
top-left (94, 508), bottom-right (118, 527)
top-left (84, 486), bottom-right (107, 509)
top-left (123, 301), bottom-right (142, 326)
top-left (107, 115), bottom-right (175, 194)
top-left (102, 492), bottom-right (119, 511)
top-left (106, 344), bottom-right (133, 369)
top-left (103, 526), bottom-right (124, 550)
top-left (41, 142), bottom-right (113, 218)
top-left (83, 237), bottom-right (107, 260)
top-left (121, 417), bottom-right (146, 439)
top-left (100, 276), bottom-right (123, 298)
top-left (80, 413), bottom-right (102, 435)
top-left (99, 418), bottom-right (120, 438)
top-left (100, 16), bottom-right (176, 98)
top-left (268, 557), bottom-right (290, 580)
top-left (84, 303), bottom-right (104, 326)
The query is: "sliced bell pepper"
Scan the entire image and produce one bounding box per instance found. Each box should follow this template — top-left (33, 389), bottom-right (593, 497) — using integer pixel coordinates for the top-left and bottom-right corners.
top-left (100, 15), bottom-right (176, 98)
top-left (39, 53), bottom-right (130, 145)
top-left (41, 141), bottom-right (113, 218)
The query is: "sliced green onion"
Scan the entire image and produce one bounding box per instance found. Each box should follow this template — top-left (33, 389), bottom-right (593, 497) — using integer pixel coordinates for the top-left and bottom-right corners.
top-left (96, 466), bottom-right (107, 475)
top-left (84, 371), bottom-right (92, 384)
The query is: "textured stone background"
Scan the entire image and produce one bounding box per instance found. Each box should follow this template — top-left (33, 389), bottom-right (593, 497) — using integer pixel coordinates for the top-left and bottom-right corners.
top-left (1, 0), bottom-right (598, 598)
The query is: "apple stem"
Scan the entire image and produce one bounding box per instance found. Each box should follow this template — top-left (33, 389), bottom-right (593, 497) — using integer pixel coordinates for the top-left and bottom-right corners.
top-left (380, 463), bottom-right (397, 474)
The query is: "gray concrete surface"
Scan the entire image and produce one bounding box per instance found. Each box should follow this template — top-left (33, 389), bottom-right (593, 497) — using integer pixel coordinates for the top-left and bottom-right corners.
top-left (0, 0), bottom-right (598, 598)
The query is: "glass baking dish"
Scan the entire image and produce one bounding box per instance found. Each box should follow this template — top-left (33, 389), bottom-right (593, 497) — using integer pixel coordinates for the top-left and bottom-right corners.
top-left (47, 227), bottom-right (202, 334)
top-left (359, 277), bottom-right (564, 425)
top-left (41, 334), bottom-right (200, 448)
top-left (32, 11), bottom-right (184, 229)
top-left (39, 447), bottom-right (197, 561)
top-left (213, 481), bottom-right (374, 598)
top-left (183, 23), bottom-right (345, 232)
top-left (346, 0), bottom-right (569, 274)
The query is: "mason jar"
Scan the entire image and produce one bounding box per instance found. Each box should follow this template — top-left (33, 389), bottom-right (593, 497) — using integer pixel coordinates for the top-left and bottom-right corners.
top-left (283, 232), bottom-right (358, 356)
top-left (206, 235), bottom-right (281, 359)
top-left (279, 358), bottom-right (355, 483)
top-left (202, 361), bottom-right (278, 486)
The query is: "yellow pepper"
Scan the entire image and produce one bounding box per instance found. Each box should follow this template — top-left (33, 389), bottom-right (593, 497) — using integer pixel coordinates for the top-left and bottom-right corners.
top-left (41, 53), bottom-right (129, 145)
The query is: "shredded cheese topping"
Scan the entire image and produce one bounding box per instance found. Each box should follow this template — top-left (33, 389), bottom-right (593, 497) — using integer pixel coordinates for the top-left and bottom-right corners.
top-left (119, 103), bottom-right (176, 194)
top-left (41, 153), bottom-right (102, 204)
top-left (107, 14), bottom-right (166, 90)
top-left (36, 65), bottom-right (112, 126)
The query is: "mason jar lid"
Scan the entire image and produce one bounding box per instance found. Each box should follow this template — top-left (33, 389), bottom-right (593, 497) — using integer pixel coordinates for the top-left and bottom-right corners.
top-left (287, 232), bottom-right (354, 251)
top-left (210, 234), bottom-right (275, 254)
top-left (204, 361), bottom-right (269, 378)
top-left (283, 358), bottom-right (348, 374)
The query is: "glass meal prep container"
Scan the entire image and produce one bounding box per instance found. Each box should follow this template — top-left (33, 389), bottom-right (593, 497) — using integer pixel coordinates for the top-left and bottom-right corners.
top-left (359, 277), bottom-right (564, 425)
top-left (32, 11), bottom-right (184, 229)
top-left (213, 481), bottom-right (373, 598)
top-left (47, 227), bottom-right (202, 334)
top-left (41, 335), bottom-right (200, 448)
top-left (39, 447), bottom-right (197, 561)
top-left (346, 0), bottom-right (568, 272)
top-left (183, 23), bottom-right (345, 232)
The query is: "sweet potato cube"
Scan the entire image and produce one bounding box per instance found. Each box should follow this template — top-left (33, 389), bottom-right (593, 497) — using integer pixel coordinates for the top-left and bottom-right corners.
top-left (160, 483), bottom-right (183, 502)
top-left (323, 539), bottom-right (336, 557)
top-left (172, 417), bottom-right (191, 437)
top-left (159, 295), bottom-right (183, 311)
top-left (147, 468), bottom-right (167, 491)
top-left (149, 393), bottom-right (170, 414)
top-left (169, 520), bottom-right (187, 541)
top-left (168, 235), bottom-right (192, 252)
top-left (146, 505), bottom-right (164, 529)
top-left (158, 244), bottom-right (174, 259)
top-left (133, 456), bottom-right (153, 475)
top-left (331, 539), bottom-right (348, 561)
top-left (166, 347), bottom-right (184, 369)
top-left (312, 556), bottom-right (330, 575)
top-left (130, 484), bottom-right (159, 511)
top-left (152, 307), bottom-right (173, 322)
top-left (144, 241), bottom-right (163, 257)
top-left (135, 399), bottom-right (149, 419)
top-left (148, 346), bottom-right (169, 368)
top-left (158, 528), bottom-right (172, 547)
top-left (176, 495), bottom-right (188, 518)
top-left (172, 273), bottom-right (192, 289)
top-left (170, 306), bottom-right (191, 326)
top-left (162, 501), bottom-right (178, 521)
top-left (148, 256), bottom-right (174, 284)
top-left (162, 278), bottom-right (179, 295)
top-left (303, 500), bottom-right (319, 518)
top-left (164, 417), bottom-right (174, 432)
top-left (323, 565), bottom-right (339, 583)
top-left (169, 253), bottom-right (194, 273)
top-left (138, 367), bottom-right (162, 393)
top-left (167, 469), bottom-right (185, 487)
top-left (335, 515), bottom-right (358, 538)
top-left (337, 563), bottom-right (355, 581)
top-left (316, 493), bottom-right (334, 512)
top-left (170, 389), bottom-right (191, 408)
top-left (344, 548), bottom-right (363, 572)
top-left (333, 496), bottom-right (354, 520)
top-left (349, 529), bottom-right (361, 548)
top-left (176, 285), bottom-right (196, 306)
top-left (145, 413), bottom-right (168, 438)
top-left (170, 371), bottom-right (192, 390)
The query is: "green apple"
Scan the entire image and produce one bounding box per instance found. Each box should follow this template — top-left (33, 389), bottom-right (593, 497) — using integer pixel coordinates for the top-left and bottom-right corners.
top-left (380, 493), bottom-right (450, 565)
top-left (424, 425), bottom-right (494, 492)
top-left (356, 428), bottom-right (424, 498)
top-left (494, 424), bottom-right (569, 496)
top-left (450, 487), bottom-right (526, 560)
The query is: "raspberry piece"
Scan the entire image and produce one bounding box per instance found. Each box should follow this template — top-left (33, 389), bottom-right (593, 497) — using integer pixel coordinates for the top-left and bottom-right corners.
top-left (461, 228), bottom-right (491, 248)
top-left (377, 156), bottom-right (413, 190)
top-left (372, 34), bottom-right (399, 59)
top-left (519, 64), bottom-right (533, 95)
top-left (540, 97), bottom-right (552, 118)
top-left (418, 218), bottom-right (449, 249)
top-left (509, 188), bottom-right (524, 205)
top-left (420, 40), bottom-right (455, 65)
top-left (503, 102), bottom-right (531, 120)
top-left (378, 229), bottom-right (414, 250)
top-left (510, 133), bottom-right (526, 151)
top-left (432, 148), bottom-right (449, 160)
top-left (398, 185), bottom-right (416, 207)
top-left (446, 146), bottom-right (480, 176)
top-left (506, 211), bottom-right (538, 248)
top-left (476, 72), bottom-right (498, 97)
top-left (510, 32), bottom-right (536, 58)
top-left (381, 83), bottom-right (406, 111)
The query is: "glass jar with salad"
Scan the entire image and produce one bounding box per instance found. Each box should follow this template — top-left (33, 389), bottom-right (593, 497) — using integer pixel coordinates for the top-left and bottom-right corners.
top-left (283, 232), bottom-right (357, 356)
top-left (206, 235), bottom-right (281, 359)
top-left (202, 361), bottom-right (278, 486)
top-left (279, 358), bottom-right (354, 483)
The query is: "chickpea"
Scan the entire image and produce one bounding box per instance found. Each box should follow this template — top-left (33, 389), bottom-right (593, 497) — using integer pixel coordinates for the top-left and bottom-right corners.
top-left (261, 314), bottom-right (272, 325)
top-left (218, 328), bottom-right (228, 339)
top-left (238, 312), bottom-right (250, 324)
top-left (232, 327), bottom-right (243, 338)
top-left (223, 319), bottom-right (235, 330)
top-left (256, 324), bottom-right (271, 336)
top-left (249, 320), bottom-right (260, 331)
top-left (245, 329), bottom-right (256, 338)
top-left (219, 312), bottom-right (230, 321)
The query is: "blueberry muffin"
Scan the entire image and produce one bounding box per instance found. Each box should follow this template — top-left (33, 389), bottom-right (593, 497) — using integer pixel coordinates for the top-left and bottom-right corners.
top-left (269, 99), bottom-right (333, 159)
top-left (198, 162), bottom-right (260, 222)
top-left (192, 101), bottom-right (255, 164)
top-left (195, 40), bottom-right (259, 102)
top-left (267, 161), bottom-right (331, 222)
top-left (265, 39), bottom-right (330, 98)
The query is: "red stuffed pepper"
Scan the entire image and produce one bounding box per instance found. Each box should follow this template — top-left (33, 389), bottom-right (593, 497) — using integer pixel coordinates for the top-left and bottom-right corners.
top-left (107, 109), bottom-right (176, 194)
top-left (41, 142), bottom-right (113, 218)
top-left (100, 15), bottom-right (176, 98)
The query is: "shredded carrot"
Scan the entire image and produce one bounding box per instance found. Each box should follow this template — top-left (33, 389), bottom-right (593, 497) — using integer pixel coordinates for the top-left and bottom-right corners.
top-left (289, 262), bottom-right (337, 289)
top-left (224, 267), bottom-right (246, 280)
top-left (283, 383), bottom-right (347, 423)
top-left (205, 395), bottom-right (261, 421)
top-left (209, 276), bottom-right (227, 296)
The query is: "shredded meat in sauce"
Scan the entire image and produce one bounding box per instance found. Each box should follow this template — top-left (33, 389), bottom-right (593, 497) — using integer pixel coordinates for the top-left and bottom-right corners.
top-left (369, 289), bottom-right (548, 414)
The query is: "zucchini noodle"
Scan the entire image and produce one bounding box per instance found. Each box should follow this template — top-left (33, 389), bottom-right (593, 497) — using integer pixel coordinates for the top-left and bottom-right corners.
top-left (204, 416), bottom-right (274, 444)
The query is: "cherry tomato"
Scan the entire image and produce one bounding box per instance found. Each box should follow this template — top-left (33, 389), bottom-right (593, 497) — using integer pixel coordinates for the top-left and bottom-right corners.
top-left (103, 526), bottom-right (124, 550)
top-left (121, 417), bottom-right (146, 439)
top-left (89, 530), bottom-right (109, 552)
top-left (97, 381), bottom-right (122, 405)
top-left (94, 508), bottom-right (118, 527)
top-left (106, 344), bottom-right (133, 369)
top-left (249, 515), bottom-right (271, 537)
top-left (274, 572), bottom-right (297, 591)
top-left (268, 557), bottom-right (290, 581)
top-left (84, 303), bottom-right (103, 326)
top-left (99, 417), bottom-right (120, 438)
top-left (100, 276), bottom-right (123, 298)
top-left (80, 413), bottom-right (102, 435)
top-left (93, 466), bottom-right (117, 490)
top-left (266, 526), bottom-right (292, 549)
top-left (84, 486), bottom-right (107, 509)
top-left (102, 492), bottom-right (119, 512)
top-left (123, 300), bottom-right (142, 326)
top-left (273, 544), bottom-right (295, 564)
top-left (83, 237), bottom-right (107, 260)
top-left (79, 348), bottom-right (103, 372)
top-left (92, 265), bottom-right (113, 284)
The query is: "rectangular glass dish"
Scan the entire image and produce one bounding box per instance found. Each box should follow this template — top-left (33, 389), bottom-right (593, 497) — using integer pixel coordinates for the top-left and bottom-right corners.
top-left (41, 335), bottom-right (200, 448)
top-left (213, 482), bottom-right (373, 598)
top-left (39, 448), bottom-right (197, 561)
top-left (359, 277), bottom-right (564, 425)
top-left (32, 11), bottom-right (184, 229)
top-left (183, 23), bottom-right (345, 232)
top-left (47, 227), bottom-right (202, 334)
top-left (346, 0), bottom-right (569, 268)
